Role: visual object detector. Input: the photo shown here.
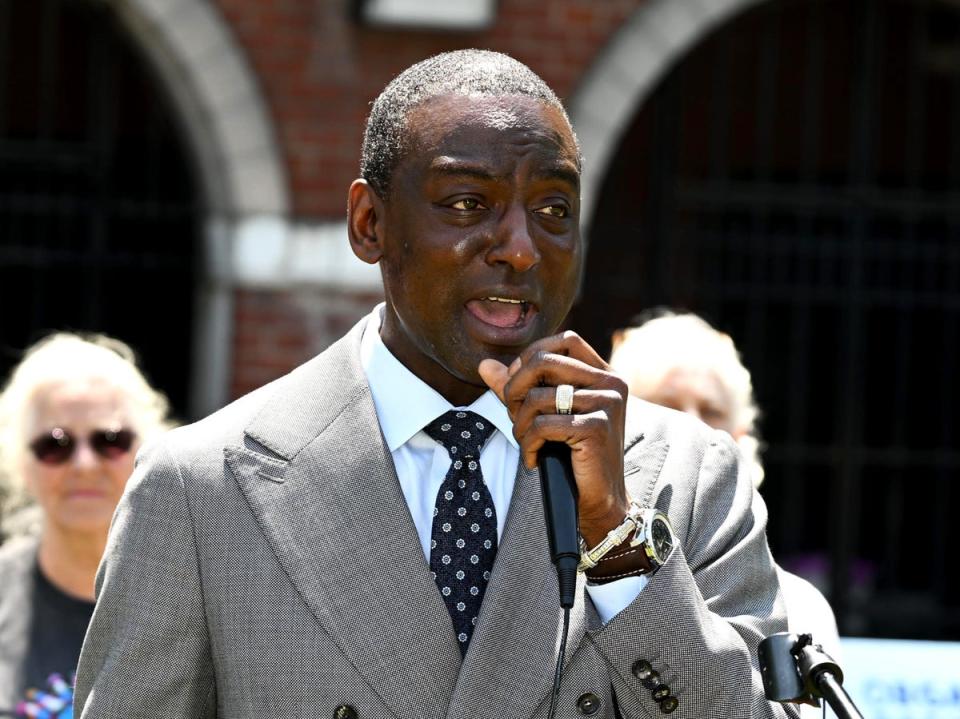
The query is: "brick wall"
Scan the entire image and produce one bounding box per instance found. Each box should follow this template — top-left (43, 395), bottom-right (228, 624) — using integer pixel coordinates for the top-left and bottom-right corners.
top-left (214, 0), bottom-right (643, 219)
top-left (231, 286), bottom-right (385, 399)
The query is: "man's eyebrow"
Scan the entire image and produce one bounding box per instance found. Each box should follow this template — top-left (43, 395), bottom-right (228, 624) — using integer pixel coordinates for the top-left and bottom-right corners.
top-left (534, 164), bottom-right (580, 190)
top-left (428, 159), bottom-right (580, 190)
top-left (428, 159), bottom-right (501, 182)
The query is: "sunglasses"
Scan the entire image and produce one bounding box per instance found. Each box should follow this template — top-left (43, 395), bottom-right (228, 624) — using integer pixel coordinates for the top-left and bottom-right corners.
top-left (28, 427), bottom-right (137, 465)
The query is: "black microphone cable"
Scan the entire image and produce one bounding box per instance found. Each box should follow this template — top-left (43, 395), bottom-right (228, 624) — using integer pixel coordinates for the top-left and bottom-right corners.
top-left (547, 605), bottom-right (572, 719)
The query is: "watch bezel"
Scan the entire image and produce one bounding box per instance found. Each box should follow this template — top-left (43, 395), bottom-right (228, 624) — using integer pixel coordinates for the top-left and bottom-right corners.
top-left (633, 508), bottom-right (674, 570)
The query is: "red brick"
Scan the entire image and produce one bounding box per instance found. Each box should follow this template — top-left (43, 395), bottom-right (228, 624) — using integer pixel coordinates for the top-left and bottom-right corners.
top-left (212, 0), bottom-right (647, 218)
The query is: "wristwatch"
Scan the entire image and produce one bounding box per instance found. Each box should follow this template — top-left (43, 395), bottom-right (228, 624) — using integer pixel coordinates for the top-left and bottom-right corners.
top-left (632, 506), bottom-right (675, 573)
top-left (578, 503), bottom-right (674, 576)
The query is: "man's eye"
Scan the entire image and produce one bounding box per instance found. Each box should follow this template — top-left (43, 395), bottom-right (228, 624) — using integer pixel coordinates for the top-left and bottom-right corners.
top-left (536, 205), bottom-right (568, 218)
top-left (451, 198), bottom-right (483, 210)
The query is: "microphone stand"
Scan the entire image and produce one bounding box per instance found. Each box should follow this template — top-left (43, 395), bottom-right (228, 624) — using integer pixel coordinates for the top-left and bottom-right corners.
top-left (758, 632), bottom-right (865, 719)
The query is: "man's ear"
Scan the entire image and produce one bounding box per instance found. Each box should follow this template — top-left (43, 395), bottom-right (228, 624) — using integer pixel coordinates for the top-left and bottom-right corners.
top-left (347, 179), bottom-right (385, 265)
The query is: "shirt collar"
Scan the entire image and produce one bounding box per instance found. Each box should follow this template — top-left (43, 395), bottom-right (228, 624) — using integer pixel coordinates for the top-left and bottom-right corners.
top-left (360, 306), bottom-right (517, 452)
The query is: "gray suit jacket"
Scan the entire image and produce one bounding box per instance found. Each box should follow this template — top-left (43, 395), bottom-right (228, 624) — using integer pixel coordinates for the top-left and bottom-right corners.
top-left (0, 536), bottom-right (38, 707)
top-left (75, 318), bottom-right (798, 718)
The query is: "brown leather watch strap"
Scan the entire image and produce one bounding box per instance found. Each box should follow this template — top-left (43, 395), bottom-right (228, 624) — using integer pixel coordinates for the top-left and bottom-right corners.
top-left (584, 540), bottom-right (652, 584)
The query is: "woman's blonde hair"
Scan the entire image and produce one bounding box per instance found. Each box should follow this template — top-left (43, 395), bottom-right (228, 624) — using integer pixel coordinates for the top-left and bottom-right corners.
top-left (609, 311), bottom-right (765, 486)
top-left (0, 332), bottom-right (174, 528)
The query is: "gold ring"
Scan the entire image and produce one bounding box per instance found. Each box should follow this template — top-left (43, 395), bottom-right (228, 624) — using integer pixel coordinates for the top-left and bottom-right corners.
top-left (556, 384), bottom-right (575, 415)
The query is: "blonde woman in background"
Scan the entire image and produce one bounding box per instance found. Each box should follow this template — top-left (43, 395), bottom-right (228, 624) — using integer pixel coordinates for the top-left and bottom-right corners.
top-left (0, 333), bottom-right (173, 712)
top-left (609, 312), bottom-right (765, 485)
top-left (610, 311), bottom-right (840, 718)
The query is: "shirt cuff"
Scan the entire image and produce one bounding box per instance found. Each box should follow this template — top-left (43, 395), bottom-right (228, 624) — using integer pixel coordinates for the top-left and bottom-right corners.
top-left (584, 574), bottom-right (650, 624)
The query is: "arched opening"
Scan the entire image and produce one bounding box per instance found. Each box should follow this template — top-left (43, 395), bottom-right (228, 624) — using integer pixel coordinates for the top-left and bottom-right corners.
top-left (571, 0), bottom-right (960, 639)
top-left (0, 0), bottom-right (200, 418)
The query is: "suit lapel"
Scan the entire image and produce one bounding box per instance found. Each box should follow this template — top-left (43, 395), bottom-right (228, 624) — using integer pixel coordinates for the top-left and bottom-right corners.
top-left (227, 322), bottom-right (461, 719)
top-left (623, 398), bottom-right (670, 506)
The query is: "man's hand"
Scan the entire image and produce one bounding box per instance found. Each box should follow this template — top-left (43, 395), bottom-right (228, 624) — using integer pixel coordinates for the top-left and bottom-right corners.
top-left (478, 331), bottom-right (630, 547)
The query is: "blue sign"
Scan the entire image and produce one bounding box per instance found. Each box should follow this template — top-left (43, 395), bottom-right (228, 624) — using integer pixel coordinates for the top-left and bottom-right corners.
top-left (839, 638), bottom-right (960, 719)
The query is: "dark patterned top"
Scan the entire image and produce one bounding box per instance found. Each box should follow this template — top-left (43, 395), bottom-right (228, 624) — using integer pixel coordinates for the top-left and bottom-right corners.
top-left (0, 537), bottom-right (91, 716)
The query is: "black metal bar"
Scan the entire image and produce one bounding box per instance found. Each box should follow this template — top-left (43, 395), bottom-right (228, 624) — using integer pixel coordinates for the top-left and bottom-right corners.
top-left (0, 0), bottom-right (10, 305)
top-left (764, 444), bottom-right (960, 468)
top-left (708, 29), bottom-right (732, 184)
top-left (37, 0), bottom-right (60, 141)
top-left (831, 0), bottom-right (883, 633)
top-left (703, 26), bottom-right (733, 322)
top-left (0, 0), bottom-right (10, 138)
top-left (0, 246), bottom-right (186, 268)
top-left (692, 276), bottom-right (960, 308)
top-left (85, 3), bottom-right (119, 326)
top-left (676, 180), bottom-right (960, 218)
top-left (780, 0), bottom-right (826, 554)
top-left (646, 76), bottom-right (682, 304)
top-left (743, 2), bottom-right (781, 410)
top-left (0, 138), bottom-right (91, 165)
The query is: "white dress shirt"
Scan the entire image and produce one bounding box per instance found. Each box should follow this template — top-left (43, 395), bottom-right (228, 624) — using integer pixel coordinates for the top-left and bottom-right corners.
top-left (360, 308), bottom-right (645, 623)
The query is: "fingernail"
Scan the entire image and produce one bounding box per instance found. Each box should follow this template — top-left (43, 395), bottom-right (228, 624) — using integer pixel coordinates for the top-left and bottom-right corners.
top-left (509, 357), bottom-right (522, 373)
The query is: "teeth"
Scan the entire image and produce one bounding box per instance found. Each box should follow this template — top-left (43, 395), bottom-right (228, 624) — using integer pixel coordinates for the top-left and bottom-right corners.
top-left (486, 296), bottom-right (523, 304)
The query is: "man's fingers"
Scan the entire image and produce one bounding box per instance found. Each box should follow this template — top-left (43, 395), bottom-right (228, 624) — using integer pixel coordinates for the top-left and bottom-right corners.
top-left (517, 330), bottom-right (607, 371)
top-left (518, 412), bottom-right (611, 469)
top-left (512, 387), bottom-right (623, 439)
top-left (503, 353), bottom-right (625, 416)
top-left (478, 359), bottom-right (510, 404)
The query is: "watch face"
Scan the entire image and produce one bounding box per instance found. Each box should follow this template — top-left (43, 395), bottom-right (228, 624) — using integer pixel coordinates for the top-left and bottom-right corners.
top-left (650, 516), bottom-right (674, 564)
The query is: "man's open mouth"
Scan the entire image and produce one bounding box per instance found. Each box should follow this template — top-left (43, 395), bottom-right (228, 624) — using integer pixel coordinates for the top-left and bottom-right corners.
top-left (465, 296), bottom-right (533, 328)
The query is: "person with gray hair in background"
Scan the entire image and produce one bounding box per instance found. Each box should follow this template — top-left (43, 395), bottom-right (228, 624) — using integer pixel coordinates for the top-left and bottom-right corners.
top-left (0, 333), bottom-right (173, 713)
top-left (610, 310), bottom-right (841, 718)
top-left (609, 311), bottom-right (765, 486)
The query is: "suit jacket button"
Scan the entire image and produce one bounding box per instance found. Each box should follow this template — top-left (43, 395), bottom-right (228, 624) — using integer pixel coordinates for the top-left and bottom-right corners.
top-left (659, 696), bottom-right (679, 714)
top-left (333, 705), bottom-right (357, 719)
top-left (631, 659), bottom-right (653, 681)
top-left (576, 692), bottom-right (602, 715)
top-left (651, 684), bottom-right (671, 702)
top-left (640, 670), bottom-right (661, 690)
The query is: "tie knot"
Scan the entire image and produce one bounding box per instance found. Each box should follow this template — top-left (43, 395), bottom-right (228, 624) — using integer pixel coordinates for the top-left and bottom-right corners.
top-left (424, 410), bottom-right (496, 459)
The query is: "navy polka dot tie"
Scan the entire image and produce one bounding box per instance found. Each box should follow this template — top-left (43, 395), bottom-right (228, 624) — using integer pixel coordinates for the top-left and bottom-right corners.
top-left (424, 410), bottom-right (497, 655)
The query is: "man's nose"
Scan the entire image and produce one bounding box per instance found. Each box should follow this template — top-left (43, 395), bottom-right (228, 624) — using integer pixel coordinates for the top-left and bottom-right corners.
top-left (486, 203), bottom-right (541, 272)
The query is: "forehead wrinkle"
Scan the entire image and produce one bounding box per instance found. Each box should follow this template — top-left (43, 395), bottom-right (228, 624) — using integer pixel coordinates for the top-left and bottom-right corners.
top-left (400, 97), bottom-right (583, 197)
top-left (426, 157), bottom-right (579, 194)
top-left (411, 93), bottom-right (576, 145)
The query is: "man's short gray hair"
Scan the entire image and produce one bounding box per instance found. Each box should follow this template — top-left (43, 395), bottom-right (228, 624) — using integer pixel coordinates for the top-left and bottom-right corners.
top-left (360, 49), bottom-right (580, 198)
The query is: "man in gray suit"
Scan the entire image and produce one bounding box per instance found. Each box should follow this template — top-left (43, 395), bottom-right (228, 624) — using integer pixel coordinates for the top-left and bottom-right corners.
top-left (76, 50), bottom-right (797, 718)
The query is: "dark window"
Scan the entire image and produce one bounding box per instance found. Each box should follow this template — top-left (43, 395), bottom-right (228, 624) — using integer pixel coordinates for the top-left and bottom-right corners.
top-left (0, 0), bottom-right (200, 418)
top-left (572, 0), bottom-right (960, 639)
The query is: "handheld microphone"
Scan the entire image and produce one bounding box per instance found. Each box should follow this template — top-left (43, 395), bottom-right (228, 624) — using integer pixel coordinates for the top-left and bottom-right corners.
top-left (537, 441), bottom-right (580, 609)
